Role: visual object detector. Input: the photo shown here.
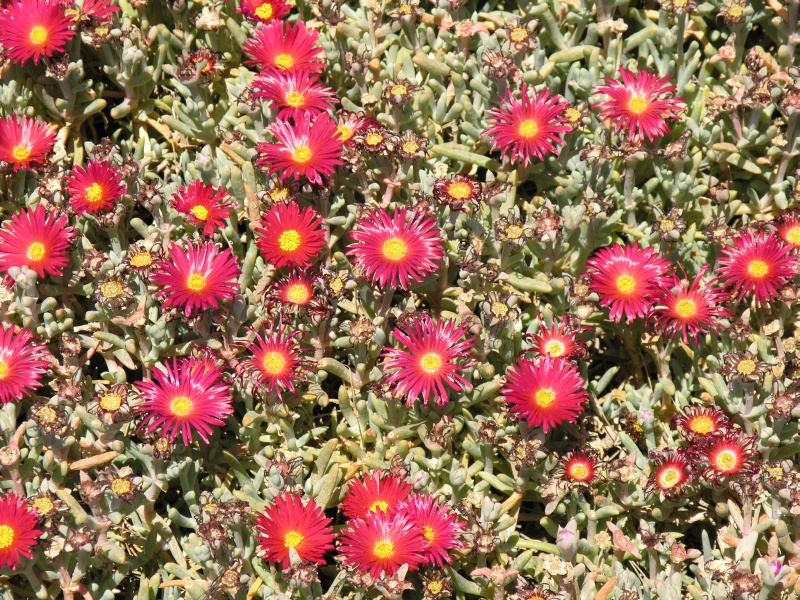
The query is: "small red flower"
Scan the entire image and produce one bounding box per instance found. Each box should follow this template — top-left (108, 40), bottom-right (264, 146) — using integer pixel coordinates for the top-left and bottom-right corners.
top-left (252, 71), bottom-right (336, 120)
top-left (242, 324), bottom-right (308, 401)
top-left (0, 205), bottom-right (76, 279)
top-left (170, 181), bottom-right (233, 236)
top-left (646, 450), bottom-right (693, 499)
top-left (555, 450), bottom-right (600, 491)
top-left (243, 21), bottom-right (325, 75)
top-left (673, 405), bottom-right (731, 440)
top-left (777, 210), bottom-right (800, 249)
top-left (340, 472), bottom-right (412, 520)
top-left (271, 272), bottom-right (316, 307)
top-left (338, 513), bottom-right (426, 577)
top-left (254, 202), bottom-right (326, 268)
top-left (254, 492), bottom-right (336, 568)
top-left (525, 315), bottom-right (586, 360)
top-left (66, 161), bottom-right (126, 215)
top-left (397, 494), bottom-right (467, 567)
top-left (0, 493), bottom-right (41, 569)
top-left (238, 0), bottom-right (290, 23)
top-left (0, 0), bottom-right (75, 66)
top-left (696, 432), bottom-right (759, 485)
top-left (334, 111), bottom-right (378, 145)
top-left (0, 115), bottom-right (57, 172)
top-left (0, 325), bottom-right (51, 405)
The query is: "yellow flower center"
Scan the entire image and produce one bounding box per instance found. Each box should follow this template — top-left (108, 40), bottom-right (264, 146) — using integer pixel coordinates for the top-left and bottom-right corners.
top-left (398, 4), bottom-right (412, 13)
top-left (373, 540), bottom-right (394, 559)
top-left (569, 463), bottom-right (589, 480)
top-left (27, 242), bottom-right (45, 261)
top-left (170, 396), bottom-right (193, 416)
top-left (284, 530), bottom-right (304, 548)
top-left (510, 27), bottom-right (528, 42)
top-left (447, 181), bottom-right (473, 200)
top-left (675, 299), bottom-right (696, 317)
top-left (505, 224), bottom-right (524, 239)
top-left (658, 467), bottom-right (680, 488)
top-left (336, 125), bottom-right (353, 141)
top-left (365, 132), bottom-right (384, 146)
top-left (544, 340), bottom-right (565, 357)
top-left (275, 53), bottom-right (294, 69)
top-left (491, 301), bottom-right (509, 317)
top-left (402, 140), bottom-right (419, 155)
top-left (518, 119), bottom-right (539, 138)
top-left (767, 466), bottom-right (784, 481)
top-left (370, 500), bottom-right (388, 513)
top-left (673, 0), bottom-right (688, 6)
top-left (85, 182), bottom-right (104, 205)
top-left (0, 360), bottom-right (9, 379)
top-left (111, 478), bottom-right (132, 495)
top-left (716, 450), bottom-right (737, 471)
top-left (278, 229), bottom-right (302, 252)
top-left (748, 260), bottom-right (769, 278)
top-left (391, 84), bottom-right (408, 96)
top-left (286, 283), bottom-right (311, 304)
top-left (329, 277), bottom-right (343, 294)
top-left (564, 107), bottom-right (581, 123)
top-left (786, 226), bottom-right (800, 245)
top-left (187, 273), bottom-right (206, 291)
top-left (0, 525), bottom-right (15, 549)
top-left (190, 205), bottom-right (209, 221)
top-left (422, 525), bottom-right (435, 541)
top-left (100, 393), bottom-right (122, 411)
top-left (285, 91), bottom-right (305, 107)
top-left (129, 252), bottom-right (153, 268)
top-left (262, 351), bottom-right (286, 374)
top-left (690, 415), bottom-right (714, 434)
top-left (11, 145), bottom-right (31, 162)
top-left (420, 353), bottom-right (442, 373)
top-left (99, 281), bottom-right (124, 299)
top-left (32, 497), bottom-right (54, 515)
top-left (255, 2), bottom-right (274, 19)
top-left (737, 359), bottom-right (756, 375)
top-left (382, 237), bottom-right (407, 260)
top-left (628, 95), bottom-right (648, 114)
top-left (35, 406), bottom-right (58, 424)
top-left (29, 25), bottom-right (48, 46)
top-left (534, 389), bottom-right (555, 407)
top-left (616, 274), bottom-right (636, 294)
top-left (728, 4), bottom-right (743, 17)
top-left (293, 145), bottom-right (311, 163)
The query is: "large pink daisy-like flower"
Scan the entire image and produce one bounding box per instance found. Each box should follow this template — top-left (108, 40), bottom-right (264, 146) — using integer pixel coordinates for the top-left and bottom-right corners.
top-left (593, 68), bottom-right (686, 141)
top-left (243, 21), bottom-right (325, 75)
top-left (584, 242), bottom-right (671, 322)
top-left (381, 315), bottom-right (475, 407)
top-left (0, 205), bottom-right (76, 279)
top-left (483, 83), bottom-right (571, 166)
top-left (135, 356), bottom-right (233, 444)
top-left (347, 206), bottom-right (444, 289)
top-left (340, 472), bottom-right (412, 520)
top-left (0, 115), bottom-right (57, 172)
top-left (717, 230), bottom-right (798, 303)
top-left (254, 201), bottom-right (326, 268)
top-left (242, 324), bottom-right (308, 401)
top-left (397, 494), bottom-right (467, 567)
top-left (0, 493), bottom-right (41, 570)
top-left (252, 71), bottom-right (336, 120)
top-left (170, 180), bottom-right (233, 236)
top-left (255, 115), bottom-right (343, 185)
top-left (66, 161), bottom-right (126, 215)
top-left (152, 241), bottom-right (241, 317)
top-left (0, 325), bottom-right (51, 405)
top-left (501, 356), bottom-right (589, 432)
top-left (0, 0), bottom-right (75, 66)
top-left (338, 513), bottom-right (426, 577)
top-left (254, 492), bottom-right (336, 568)
top-left (238, 0), bottom-right (290, 23)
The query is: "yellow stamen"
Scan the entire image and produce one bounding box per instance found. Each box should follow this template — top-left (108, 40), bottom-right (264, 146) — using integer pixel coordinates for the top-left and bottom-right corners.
top-left (658, 467), bottom-right (680, 488)
top-left (382, 238), bottom-right (407, 261)
top-left (616, 274), bottom-right (636, 294)
top-left (510, 27), bottom-right (528, 42)
top-left (284, 530), bottom-right (304, 548)
top-left (544, 340), bottom-right (565, 357)
top-left (569, 464), bottom-right (589, 480)
top-left (11, 145), bottom-right (31, 162)
top-left (275, 53), bottom-right (294, 69)
top-left (278, 229), bottom-right (302, 252)
top-left (428, 581), bottom-right (444, 594)
top-left (505, 225), bottom-right (524, 239)
top-left (422, 525), bottom-right (435, 541)
top-left (35, 406), bottom-right (57, 424)
top-left (254, 2), bottom-right (274, 19)
top-left (99, 281), bottom-right (124, 299)
top-left (85, 183), bottom-right (104, 205)
top-left (0, 525), bottom-right (15, 549)
top-left (491, 302), bottom-right (509, 317)
top-left (748, 260), bottom-right (769, 278)
top-left (420, 353), bottom-right (442, 373)
top-left (29, 25), bottom-right (48, 46)
top-left (110, 478), bottom-right (132, 495)
top-left (336, 125), bottom-right (353, 141)
top-left (285, 91), bottom-right (305, 107)
top-left (390, 84), bottom-right (407, 96)
top-left (447, 181), bottom-right (473, 200)
top-left (534, 389), bottom-right (555, 407)
top-left (402, 141), bottom-right (419, 155)
top-left (675, 299), bottom-right (696, 317)
top-left (187, 273), bottom-right (206, 291)
top-left (365, 132), bottom-right (384, 146)
top-left (0, 360), bottom-right (8, 380)
top-left (100, 393), bottom-right (122, 411)
top-left (518, 119), bottom-right (539, 138)
top-left (628, 95), bottom-right (648, 114)
top-left (370, 500), bottom-right (388, 513)
top-left (373, 540), bottom-right (394, 559)
top-left (27, 242), bottom-right (45, 261)
top-left (716, 450), bottom-right (737, 470)
top-left (786, 226), bottom-right (800, 245)
top-left (293, 145), bottom-right (311, 163)
top-left (262, 351), bottom-right (286, 374)
top-left (737, 359), bottom-right (756, 375)
top-left (190, 205), bottom-right (209, 221)
top-left (286, 283), bottom-right (311, 304)
top-left (32, 497), bottom-right (54, 515)
top-left (690, 415), bottom-right (714, 434)
top-left (170, 396), bottom-right (192, 416)
top-left (129, 252), bottom-right (153, 268)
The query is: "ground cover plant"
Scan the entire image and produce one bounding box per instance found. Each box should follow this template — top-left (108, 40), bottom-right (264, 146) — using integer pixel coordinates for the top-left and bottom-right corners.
top-left (0, 0), bottom-right (798, 598)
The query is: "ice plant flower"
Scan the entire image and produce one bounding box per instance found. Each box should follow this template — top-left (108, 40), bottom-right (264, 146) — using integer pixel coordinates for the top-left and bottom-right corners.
top-left (254, 202), bottom-right (326, 268)
top-left (270, 272), bottom-right (316, 308)
top-left (152, 242), bottom-right (241, 317)
top-left (501, 356), bottom-right (589, 432)
top-left (170, 180), bottom-right (233, 236)
top-left (398, 494), bottom-right (467, 567)
top-left (338, 513), bottom-right (425, 577)
top-left (717, 230), bottom-right (798, 302)
top-left (0, 0), bottom-right (75, 66)
top-left (0, 205), bottom-right (76, 279)
top-left (647, 450), bottom-right (693, 500)
top-left (255, 115), bottom-right (343, 185)
top-left (254, 492), bottom-right (336, 568)
top-left (78, 0), bottom-right (120, 21)
top-left (649, 266), bottom-right (733, 345)
top-left (66, 161), bottom-right (126, 215)
top-left (0, 493), bottom-right (41, 569)
top-left (777, 209), bottom-right (800, 249)
top-left (242, 21), bottom-right (325, 75)
top-left (696, 432), bottom-right (760, 485)
top-left (525, 316), bottom-right (585, 360)
top-left (347, 206), bottom-right (444, 289)
top-left (335, 111), bottom-right (378, 145)
top-left (593, 67), bottom-right (686, 141)
top-left (483, 83), bottom-right (571, 165)
top-left (252, 71), bottom-right (336, 120)
top-left (674, 405), bottom-right (731, 440)
top-left (381, 315), bottom-right (475, 407)
top-left (555, 450), bottom-right (600, 491)
top-left (238, 0), bottom-right (290, 22)
top-left (135, 356), bottom-right (234, 444)
top-left (0, 115), bottom-right (57, 171)
top-left (0, 325), bottom-right (51, 405)
top-left (242, 325), bottom-right (307, 401)
top-left (340, 472), bottom-right (412, 519)
top-left (584, 242), bottom-right (671, 322)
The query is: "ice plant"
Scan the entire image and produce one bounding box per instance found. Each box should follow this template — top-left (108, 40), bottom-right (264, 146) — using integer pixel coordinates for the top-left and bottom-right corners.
top-left (170, 180), bottom-right (233, 236)
top-left (254, 492), bottom-right (336, 568)
top-left (238, 0), bottom-right (290, 23)
top-left (674, 405), bottom-right (732, 440)
top-left (717, 230), bottom-right (798, 302)
top-left (152, 241), bottom-right (241, 317)
top-left (271, 272), bottom-right (316, 308)
top-left (381, 315), bottom-right (475, 407)
top-left (334, 111), bottom-right (377, 145)
top-left (777, 210), bottom-right (800, 248)
top-left (340, 472), bottom-right (412, 519)
top-left (135, 356), bottom-right (234, 444)
top-left (0, 0), bottom-right (75, 66)
top-left (593, 67), bottom-right (686, 141)
top-left (0, 493), bottom-right (41, 569)
top-left (255, 115), bottom-right (343, 185)
top-left (338, 513), bottom-right (425, 577)
top-left (483, 83), bottom-right (571, 165)
top-left (242, 21), bottom-right (325, 75)
top-left (0, 205), bottom-right (76, 279)
top-left (647, 450), bottom-right (693, 500)
top-left (398, 494), bottom-right (467, 567)
top-left (0, 325), bottom-right (51, 404)
top-left (696, 432), bottom-right (760, 485)
top-left (66, 161), bottom-right (126, 215)
top-left (254, 202), bottom-right (326, 268)
top-left (347, 206), bottom-right (444, 289)
top-left (0, 115), bottom-right (57, 172)
top-left (501, 356), bottom-right (589, 432)
top-left (242, 325), bottom-right (307, 401)
top-left (525, 316), bottom-right (585, 360)
top-left (79, 0), bottom-right (120, 21)
top-left (252, 71), bottom-right (336, 120)
top-left (555, 450), bottom-right (600, 491)
top-left (584, 242), bottom-right (671, 322)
